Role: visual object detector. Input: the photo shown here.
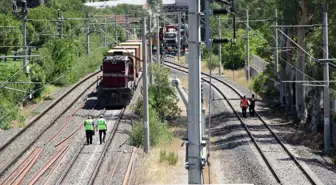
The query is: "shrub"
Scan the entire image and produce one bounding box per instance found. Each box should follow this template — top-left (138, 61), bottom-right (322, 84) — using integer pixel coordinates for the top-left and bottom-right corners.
top-left (0, 99), bottom-right (20, 129)
top-left (130, 106), bottom-right (172, 147)
top-left (29, 63), bottom-right (46, 99)
top-left (148, 63), bottom-right (181, 121)
top-left (250, 72), bottom-right (268, 96)
top-left (159, 149), bottom-right (178, 165)
top-left (205, 53), bottom-right (219, 70)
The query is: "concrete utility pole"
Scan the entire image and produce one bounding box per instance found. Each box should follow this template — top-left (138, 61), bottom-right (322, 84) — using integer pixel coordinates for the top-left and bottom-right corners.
top-left (22, 1), bottom-right (28, 74)
top-left (86, 13), bottom-right (90, 55)
top-left (246, 10), bottom-right (250, 81)
top-left (322, 8), bottom-right (330, 154)
top-left (274, 9), bottom-right (278, 85)
top-left (188, 0), bottom-right (203, 183)
top-left (104, 16), bottom-right (107, 47)
top-left (142, 17), bottom-right (150, 153)
top-left (148, 16), bottom-right (153, 84)
top-left (156, 15), bottom-right (160, 61)
top-left (218, 16), bottom-right (222, 75)
top-left (178, 12), bottom-right (181, 61)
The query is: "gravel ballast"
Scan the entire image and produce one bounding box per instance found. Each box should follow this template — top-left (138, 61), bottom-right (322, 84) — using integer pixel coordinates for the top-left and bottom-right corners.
top-left (166, 61), bottom-right (330, 184)
top-left (169, 66), bottom-right (276, 184)
top-left (0, 72), bottom-right (100, 183)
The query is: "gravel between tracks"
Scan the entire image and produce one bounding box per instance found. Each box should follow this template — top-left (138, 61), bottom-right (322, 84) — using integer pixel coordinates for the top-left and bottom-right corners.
top-left (48, 109), bottom-right (121, 185)
top-left (206, 73), bottom-right (336, 185)
top-left (19, 99), bottom-right (100, 185)
top-left (93, 77), bottom-right (142, 185)
top-left (168, 60), bottom-right (336, 184)
top-left (209, 77), bottom-right (312, 185)
top-left (169, 67), bottom-right (276, 184)
top-left (0, 72), bottom-right (100, 183)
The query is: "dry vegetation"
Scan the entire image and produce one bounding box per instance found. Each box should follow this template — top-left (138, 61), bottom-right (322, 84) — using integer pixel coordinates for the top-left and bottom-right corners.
top-left (132, 76), bottom-right (217, 184)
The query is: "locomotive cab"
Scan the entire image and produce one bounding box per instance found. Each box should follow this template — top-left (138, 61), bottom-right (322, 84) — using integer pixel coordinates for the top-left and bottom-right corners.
top-left (97, 55), bottom-right (133, 107)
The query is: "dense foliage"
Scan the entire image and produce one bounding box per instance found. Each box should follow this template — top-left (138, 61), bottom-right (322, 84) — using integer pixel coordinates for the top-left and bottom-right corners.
top-left (0, 0), bottom-right (146, 129)
top-left (130, 63), bottom-right (181, 147)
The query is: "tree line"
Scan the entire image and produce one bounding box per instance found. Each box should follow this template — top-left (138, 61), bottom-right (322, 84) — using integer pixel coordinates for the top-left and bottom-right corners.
top-left (0, 0), bottom-right (148, 129)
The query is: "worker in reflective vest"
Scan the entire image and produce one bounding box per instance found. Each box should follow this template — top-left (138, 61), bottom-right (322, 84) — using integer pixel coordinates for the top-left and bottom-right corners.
top-left (96, 115), bottom-right (107, 145)
top-left (84, 116), bottom-right (94, 145)
top-left (240, 95), bottom-right (249, 118)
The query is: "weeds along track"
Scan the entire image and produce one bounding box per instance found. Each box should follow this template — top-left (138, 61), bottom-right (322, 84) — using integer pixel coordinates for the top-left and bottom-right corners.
top-left (0, 71), bottom-right (101, 181)
top-left (164, 61), bottom-right (323, 185)
top-left (55, 108), bottom-right (125, 185)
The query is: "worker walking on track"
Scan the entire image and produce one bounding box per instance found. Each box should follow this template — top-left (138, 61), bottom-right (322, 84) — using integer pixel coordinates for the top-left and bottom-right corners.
top-left (240, 95), bottom-right (249, 118)
top-left (249, 94), bottom-right (256, 117)
top-left (96, 115), bottom-right (107, 145)
top-left (84, 116), bottom-right (94, 145)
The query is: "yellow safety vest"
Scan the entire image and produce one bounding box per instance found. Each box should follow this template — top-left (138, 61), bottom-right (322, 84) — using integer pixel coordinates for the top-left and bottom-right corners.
top-left (85, 119), bottom-right (94, 130)
top-left (97, 119), bottom-right (106, 130)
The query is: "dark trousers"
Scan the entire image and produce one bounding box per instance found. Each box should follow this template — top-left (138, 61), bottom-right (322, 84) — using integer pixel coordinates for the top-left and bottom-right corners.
top-left (99, 130), bottom-right (106, 144)
top-left (85, 130), bottom-right (93, 145)
top-left (249, 106), bottom-right (255, 117)
top-left (242, 107), bottom-right (247, 117)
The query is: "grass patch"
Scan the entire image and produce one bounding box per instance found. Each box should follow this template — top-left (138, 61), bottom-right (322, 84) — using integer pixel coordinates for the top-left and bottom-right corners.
top-left (223, 69), bottom-right (250, 89)
top-left (33, 85), bottom-right (57, 103)
top-left (159, 149), bottom-right (179, 165)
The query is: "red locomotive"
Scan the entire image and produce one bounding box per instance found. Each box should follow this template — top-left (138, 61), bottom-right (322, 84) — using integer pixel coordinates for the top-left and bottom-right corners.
top-left (96, 40), bottom-right (147, 107)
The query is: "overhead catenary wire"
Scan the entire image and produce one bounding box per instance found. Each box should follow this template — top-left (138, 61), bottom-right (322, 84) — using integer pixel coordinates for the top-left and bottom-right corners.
top-left (246, 23), bottom-right (336, 90)
top-left (0, 0), bottom-right (113, 116)
top-left (0, 0), bottom-right (114, 88)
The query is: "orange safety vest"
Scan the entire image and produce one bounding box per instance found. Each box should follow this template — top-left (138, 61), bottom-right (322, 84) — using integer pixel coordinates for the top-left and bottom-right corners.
top-left (241, 98), bottom-right (248, 108)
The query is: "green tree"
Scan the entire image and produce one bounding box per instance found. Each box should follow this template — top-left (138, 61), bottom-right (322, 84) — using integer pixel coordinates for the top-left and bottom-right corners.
top-left (0, 14), bottom-right (22, 54)
top-left (27, 5), bottom-right (57, 46)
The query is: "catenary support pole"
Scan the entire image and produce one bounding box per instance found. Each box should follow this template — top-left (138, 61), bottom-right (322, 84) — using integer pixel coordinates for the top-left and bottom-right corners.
top-left (142, 17), bottom-right (150, 153)
top-left (188, 0), bottom-right (203, 183)
top-left (178, 12), bottom-right (181, 61)
top-left (104, 16), bottom-right (107, 47)
top-left (86, 13), bottom-right (90, 55)
top-left (22, 2), bottom-right (28, 74)
top-left (57, 9), bottom-right (63, 38)
top-left (322, 8), bottom-right (330, 154)
top-left (274, 9), bottom-right (278, 85)
top-left (156, 15), bottom-right (160, 62)
top-left (148, 16), bottom-right (153, 84)
top-left (246, 10), bottom-right (250, 81)
top-left (218, 16), bottom-right (222, 75)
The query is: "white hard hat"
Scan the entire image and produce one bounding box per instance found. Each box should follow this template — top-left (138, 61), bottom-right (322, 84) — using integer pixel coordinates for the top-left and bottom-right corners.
top-left (100, 115), bottom-right (103, 118)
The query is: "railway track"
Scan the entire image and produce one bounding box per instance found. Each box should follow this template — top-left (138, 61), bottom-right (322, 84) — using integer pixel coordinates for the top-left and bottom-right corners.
top-left (55, 108), bottom-right (125, 185)
top-left (164, 61), bottom-right (323, 185)
top-left (0, 71), bottom-right (101, 183)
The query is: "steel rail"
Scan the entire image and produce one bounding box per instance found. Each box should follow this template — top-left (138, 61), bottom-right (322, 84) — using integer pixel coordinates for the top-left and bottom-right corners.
top-left (87, 107), bottom-right (126, 185)
top-left (0, 70), bottom-right (100, 154)
top-left (165, 61), bottom-right (322, 185)
top-left (54, 104), bottom-right (101, 148)
top-left (164, 62), bottom-right (283, 184)
top-left (26, 146), bottom-right (69, 185)
top-left (54, 108), bottom-right (107, 185)
top-left (122, 147), bottom-right (137, 185)
top-left (0, 71), bottom-right (101, 178)
top-left (107, 151), bottom-right (123, 185)
top-left (0, 147), bottom-right (38, 185)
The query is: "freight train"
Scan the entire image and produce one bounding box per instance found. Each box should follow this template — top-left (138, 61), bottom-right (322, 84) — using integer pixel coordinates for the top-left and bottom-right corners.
top-left (96, 40), bottom-right (149, 107)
